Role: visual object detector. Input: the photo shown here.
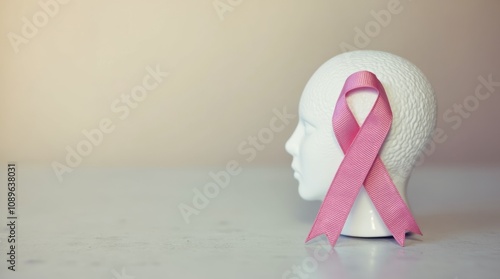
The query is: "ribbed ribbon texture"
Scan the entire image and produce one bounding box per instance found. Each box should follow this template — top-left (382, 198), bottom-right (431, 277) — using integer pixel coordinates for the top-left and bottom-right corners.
top-left (306, 71), bottom-right (422, 247)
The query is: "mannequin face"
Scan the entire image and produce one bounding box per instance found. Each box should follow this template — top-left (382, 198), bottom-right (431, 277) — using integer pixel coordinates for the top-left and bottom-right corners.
top-left (285, 103), bottom-right (338, 201)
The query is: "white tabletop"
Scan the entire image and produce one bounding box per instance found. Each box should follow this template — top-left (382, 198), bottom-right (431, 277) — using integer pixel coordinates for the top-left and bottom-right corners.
top-left (1, 166), bottom-right (499, 279)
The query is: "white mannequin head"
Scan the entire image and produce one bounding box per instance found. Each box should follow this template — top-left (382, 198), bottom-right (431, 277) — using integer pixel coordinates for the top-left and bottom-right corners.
top-left (286, 50), bottom-right (436, 236)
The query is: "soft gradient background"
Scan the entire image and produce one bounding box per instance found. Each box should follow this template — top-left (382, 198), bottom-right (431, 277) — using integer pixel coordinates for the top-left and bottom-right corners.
top-left (1, 0), bottom-right (499, 169)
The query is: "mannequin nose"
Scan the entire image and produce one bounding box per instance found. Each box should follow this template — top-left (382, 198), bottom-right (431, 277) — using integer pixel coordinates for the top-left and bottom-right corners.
top-left (285, 124), bottom-right (301, 156)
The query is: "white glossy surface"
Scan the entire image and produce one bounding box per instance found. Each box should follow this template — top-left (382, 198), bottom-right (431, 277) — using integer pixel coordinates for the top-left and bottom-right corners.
top-left (285, 51), bottom-right (437, 237)
top-left (0, 166), bottom-right (499, 279)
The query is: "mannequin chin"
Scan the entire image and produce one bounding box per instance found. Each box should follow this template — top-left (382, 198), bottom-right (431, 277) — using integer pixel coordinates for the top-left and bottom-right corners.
top-left (285, 50), bottom-right (436, 237)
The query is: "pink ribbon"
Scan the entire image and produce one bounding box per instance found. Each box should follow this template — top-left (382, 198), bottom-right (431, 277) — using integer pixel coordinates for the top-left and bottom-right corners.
top-left (306, 71), bottom-right (422, 247)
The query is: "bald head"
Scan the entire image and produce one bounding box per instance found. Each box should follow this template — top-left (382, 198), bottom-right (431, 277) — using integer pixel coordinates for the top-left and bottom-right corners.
top-left (287, 50), bottom-right (436, 201)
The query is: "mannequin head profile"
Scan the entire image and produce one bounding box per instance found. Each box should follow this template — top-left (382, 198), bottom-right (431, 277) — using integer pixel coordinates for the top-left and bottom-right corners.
top-left (285, 50), bottom-right (436, 237)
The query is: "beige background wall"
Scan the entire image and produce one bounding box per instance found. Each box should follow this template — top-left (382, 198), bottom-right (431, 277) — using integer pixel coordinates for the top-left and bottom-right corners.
top-left (1, 0), bottom-right (499, 168)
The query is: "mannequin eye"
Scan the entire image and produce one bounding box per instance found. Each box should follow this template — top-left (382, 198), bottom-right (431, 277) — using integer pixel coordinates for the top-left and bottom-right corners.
top-left (303, 120), bottom-right (316, 134)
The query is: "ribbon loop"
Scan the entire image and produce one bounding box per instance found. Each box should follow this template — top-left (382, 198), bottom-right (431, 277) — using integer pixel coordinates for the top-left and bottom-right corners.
top-left (306, 71), bottom-right (422, 247)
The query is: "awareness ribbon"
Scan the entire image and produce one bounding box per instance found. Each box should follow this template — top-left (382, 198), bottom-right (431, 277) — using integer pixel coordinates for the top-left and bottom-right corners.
top-left (306, 71), bottom-right (422, 247)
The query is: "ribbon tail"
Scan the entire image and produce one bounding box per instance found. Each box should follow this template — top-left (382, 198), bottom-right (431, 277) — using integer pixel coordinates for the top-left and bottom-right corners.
top-left (306, 225), bottom-right (339, 247)
top-left (305, 175), bottom-right (363, 247)
top-left (377, 198), bottom-right (423, 246)
top-left (387, 213), bottom-right (423, 246)
top-left (393, 224), bottom-right (422, 247)
top-left (363, 157), bottom-right (423, 247)
top-left (394, 231), bottom-right (407, 247)
top-left (305, 202), bottom-right (343, 246)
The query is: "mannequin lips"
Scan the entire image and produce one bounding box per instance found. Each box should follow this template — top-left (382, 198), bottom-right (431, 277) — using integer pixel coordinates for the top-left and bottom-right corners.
top-left (291, 161), bottom-right (301, 178)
